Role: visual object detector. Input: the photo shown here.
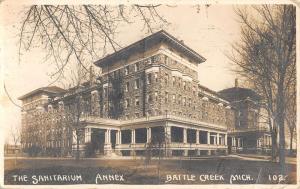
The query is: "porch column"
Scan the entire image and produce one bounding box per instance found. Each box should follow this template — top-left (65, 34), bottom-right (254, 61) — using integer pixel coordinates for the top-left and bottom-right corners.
top-left (147, 127), bottom-right (151, 143)
top-left (119, 130), bottom-right (122, 144)
top-left (164, 126), bottom-right (172, 157)
top-left (105, 129), bottom-right (111, 144)
top-left (225, 134), bottom-right (228, 145)
top-left (183, 128), bottom-right (187, 144)
top-left (84, 128), bottom-right (91, 143)
top-left (115, 130), bottom-right (121, 155)
top-left (196, 130), bottom-right (200, 144)
top-left (131, 129), bottom-right (135, 144)
top-left (207, 131), bottom-right (210, 144)
top-left (72, 130), bottom-right (77, 145)
top-left (104, 129), bottom-right (112, 155)
top-left (130, 129), bottom-right (136, 156)
top-left (216, 133), bottom-right (220, 145)
top-left (116, 131), bottom-right (119, 144)
top-left (164, 126), bottom-right (171, 142)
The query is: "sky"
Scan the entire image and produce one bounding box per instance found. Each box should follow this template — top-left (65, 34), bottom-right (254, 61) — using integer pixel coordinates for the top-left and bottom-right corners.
top-left (0, 4), bottom-right (243, 143)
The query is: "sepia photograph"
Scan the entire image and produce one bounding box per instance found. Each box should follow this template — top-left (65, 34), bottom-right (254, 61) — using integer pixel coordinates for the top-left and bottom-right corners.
top-left (0, 0), bottom-right (298, 187)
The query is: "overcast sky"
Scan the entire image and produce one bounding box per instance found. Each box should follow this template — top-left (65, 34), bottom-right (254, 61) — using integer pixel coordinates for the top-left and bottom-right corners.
top-left (0, 4), bottom-right (243, 142)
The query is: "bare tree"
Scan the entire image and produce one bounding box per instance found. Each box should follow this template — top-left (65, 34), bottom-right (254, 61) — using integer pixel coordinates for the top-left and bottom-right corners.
top-left (230, 5), bottom-right (296, 174)
top-left (144, 127), bottom-right (171, 183)
top-left (285, 70), bottom-right (296, 155)
top-left (18, 5), bottom-right (169, 85)
top-left (10, 126), bottom-right (21, 166)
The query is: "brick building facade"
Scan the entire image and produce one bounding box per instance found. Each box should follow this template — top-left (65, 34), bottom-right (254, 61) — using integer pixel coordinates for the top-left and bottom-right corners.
top-left (219, 83), bottom-right (272, 154)
top-left (19, 30), bottom-right (270, 157)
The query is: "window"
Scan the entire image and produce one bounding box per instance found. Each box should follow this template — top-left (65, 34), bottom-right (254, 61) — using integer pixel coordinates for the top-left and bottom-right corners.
top-left (183, 81), bottom-right (186, 90)
top-left (134, 62), bottom-right (139, 72)
top-left (135, 97), bottom-right (140, 106)
top-left (135, 79), bottom-right (140, 89)
top-left (188, 98), bottom-right (192, 107)
top-left (125, 66), bottom-right (129, 75)
top-left (165, 92), bottom-right (168, 103)
top-left (147, 94), bottom-right (152, 103)
top-left (172, 94), bottom-right (176, 103)
top-left (155, 92), bottom-right (158, 101)
top-left (125, 82), bottom-right (129, 92)
top-left (172, 76), bottom-right (176, 86)
top-left (125, 99), bottom-right (130, 108)
top-left (192, 86), bottom-right (196, 95)
top-left (165, 73), bottom-right (169, 84)
top-left (147, 73), bottom-right (152, 84)
top-left (178, 95), bottom-right (181, 104)
top-left (183, 97), bottom-right (186, 106)
top-left (154, 73), bottom-right (158, 82)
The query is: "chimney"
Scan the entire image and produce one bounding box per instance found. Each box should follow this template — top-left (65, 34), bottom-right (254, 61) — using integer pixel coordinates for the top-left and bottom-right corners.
top-left (235, 78), bottom-right (238, 88)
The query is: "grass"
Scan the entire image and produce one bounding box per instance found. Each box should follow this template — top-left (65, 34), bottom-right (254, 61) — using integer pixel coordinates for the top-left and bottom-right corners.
top-left (4, 157), bottom-right (297, 185)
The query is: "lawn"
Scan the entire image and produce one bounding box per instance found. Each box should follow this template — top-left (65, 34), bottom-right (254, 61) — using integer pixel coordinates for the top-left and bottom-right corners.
top-left (4, 156), bottom-right (297, 185)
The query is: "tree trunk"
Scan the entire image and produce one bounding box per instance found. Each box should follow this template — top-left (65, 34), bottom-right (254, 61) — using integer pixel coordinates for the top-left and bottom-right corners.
top-left (268, 112), bottom-right (277, 162)
top-left (14, 143), bottom-right (18, 167)
top-left (277, 81), bottom-right (286, 175)
top-left (289, 129), bottom-right (294, 155)
top-left (271, 131), bottom-right (277, 162)
top-left (76, 130), bottom-right (80, 160)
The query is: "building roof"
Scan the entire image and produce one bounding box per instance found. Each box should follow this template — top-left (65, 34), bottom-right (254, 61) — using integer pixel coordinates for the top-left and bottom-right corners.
top-left (218, 87), bottom-right (260, 102)
top-left (94, 30), bottom-right (206, 67)
top-left (18, 86), bottom-right (66, 100)
top-left (198, 84), bottom-right (230, 104)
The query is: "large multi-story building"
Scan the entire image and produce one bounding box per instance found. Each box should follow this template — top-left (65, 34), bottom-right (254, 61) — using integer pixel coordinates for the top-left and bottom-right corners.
top-left (18, 30), bottom-right (271, 157)
top-left (219, 80), bottom-right (272, 154)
